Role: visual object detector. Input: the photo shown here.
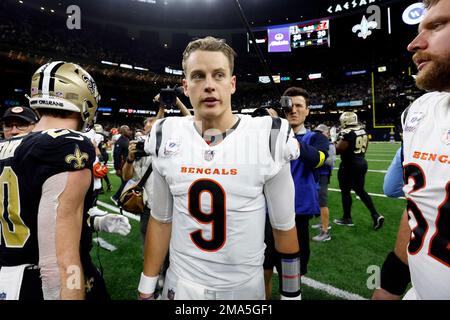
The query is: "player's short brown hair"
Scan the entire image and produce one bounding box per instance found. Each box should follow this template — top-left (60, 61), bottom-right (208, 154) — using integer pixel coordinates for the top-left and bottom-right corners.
top-left (182, 36), bottom-right (237, 76)
top-left (282, 87), bottom-right (310, 107)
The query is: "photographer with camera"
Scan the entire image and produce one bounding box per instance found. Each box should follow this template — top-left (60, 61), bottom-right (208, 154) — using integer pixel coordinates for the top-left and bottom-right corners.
top-left (122, 92), bottom-right (191, 250)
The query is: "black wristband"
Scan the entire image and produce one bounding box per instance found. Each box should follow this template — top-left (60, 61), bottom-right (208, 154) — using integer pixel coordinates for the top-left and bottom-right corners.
top-left (380, 251), bottom-right (411, 295)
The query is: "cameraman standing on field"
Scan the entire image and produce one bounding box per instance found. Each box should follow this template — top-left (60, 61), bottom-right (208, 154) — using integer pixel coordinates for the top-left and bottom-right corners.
top-left (122, 108), bottom-right (164, 250)
top-left (122, 94), bottom-right (191, 250)
top-left (111, 125), bottom-right (132, 204)
top-left (123, 93), bottom-right (190, 296)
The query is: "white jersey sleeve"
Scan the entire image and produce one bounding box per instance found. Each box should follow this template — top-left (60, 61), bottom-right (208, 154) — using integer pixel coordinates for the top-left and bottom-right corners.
top-left (150, 167), bottom-right (173, 223)
top-left (94, 133), bottom-right (104, 146)
top-left (266, 117), bottom-right (299, 179)
top-left (264, 164), bottom-right (296, 231)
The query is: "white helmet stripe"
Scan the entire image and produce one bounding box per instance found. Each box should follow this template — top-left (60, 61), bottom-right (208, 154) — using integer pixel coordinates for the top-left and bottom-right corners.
top-left (48, 62), bottom-right (65, 93)
top-left (41, 61), bottom-right (64, 96)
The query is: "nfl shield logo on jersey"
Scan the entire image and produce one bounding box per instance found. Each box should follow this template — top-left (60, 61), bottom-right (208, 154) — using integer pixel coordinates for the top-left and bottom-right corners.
top-left (405, 112), bottom-right (425, 132)
top-left (441, 129), bottom-right (450, 145)
top-left (204, 150), bottom-right (215, 161)
top-left (167, 288), bottom-right (175, 300)
top-left (164, 139), bottom-right (180, 157)
top-left (0, 292), bottom-right (6, 300)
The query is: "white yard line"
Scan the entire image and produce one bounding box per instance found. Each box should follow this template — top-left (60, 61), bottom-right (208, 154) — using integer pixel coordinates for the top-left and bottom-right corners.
top-left (302, 276), bottom-right (367, 300)
top-left (273, 268), bottom-right (367, 300)
top-left (329, 188), bottom-right (405, 199)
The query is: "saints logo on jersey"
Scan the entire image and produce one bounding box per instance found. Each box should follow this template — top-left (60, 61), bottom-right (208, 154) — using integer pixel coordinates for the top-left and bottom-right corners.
top-left (65, 145), bottom-right (89, 169)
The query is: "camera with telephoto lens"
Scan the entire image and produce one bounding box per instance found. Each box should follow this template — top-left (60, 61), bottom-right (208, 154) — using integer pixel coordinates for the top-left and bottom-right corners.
top-left (134, 139), bottom-right (148, 160)
top-left (159, 85), bottom-right (183, 108)
top-left (254, 96), bottom-right (293, 118)
top-left (279, 96), bottom-right (293, 114)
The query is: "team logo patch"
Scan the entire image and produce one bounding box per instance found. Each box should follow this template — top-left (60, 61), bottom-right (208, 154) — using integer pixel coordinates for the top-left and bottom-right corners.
top-left (167, 288), bottom-right (175, 300)
top-left (441, 129), bottom-right (450, 145)
top-left (65, 145), bottom-right (89, 169)
top-left (82, 74), bottom-right (97, 95)
top-left (404, 112), bottom-right (425, 132)
top-left (204, 150), bottom-right (215, 161)
top-left (164, 139), bottom-right (180, 157)
top-left (11, 106), bottom-right (24, 113)
top-left (0, 292), bottom-right (6, 300)
top-left (85, 277), bottom-right (94, 293)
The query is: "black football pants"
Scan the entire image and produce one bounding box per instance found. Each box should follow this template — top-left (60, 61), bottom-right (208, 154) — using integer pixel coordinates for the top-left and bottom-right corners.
top-left (338, 160), bottom-right (379, 220)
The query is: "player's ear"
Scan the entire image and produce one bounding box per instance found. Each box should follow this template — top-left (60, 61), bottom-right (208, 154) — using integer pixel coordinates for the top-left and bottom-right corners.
top-left (182, 78), bottom-right (189, 97)
top-left (231, 75), bottom-right (236, 95)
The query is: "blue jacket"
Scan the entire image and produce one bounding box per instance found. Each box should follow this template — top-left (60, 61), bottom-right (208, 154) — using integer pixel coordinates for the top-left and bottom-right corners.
top-left (291, 130), bottom-right (329, 215)
top-left (383, 147), bottom-right (404, 198)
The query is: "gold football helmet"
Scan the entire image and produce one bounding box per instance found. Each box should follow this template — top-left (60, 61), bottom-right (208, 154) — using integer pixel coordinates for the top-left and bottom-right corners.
top-left (30, 61), bottom-right (100, 129)
top-left (94, 123), bottom-right (103, 133)
top-left (339, 112), bottom-right (358, 128)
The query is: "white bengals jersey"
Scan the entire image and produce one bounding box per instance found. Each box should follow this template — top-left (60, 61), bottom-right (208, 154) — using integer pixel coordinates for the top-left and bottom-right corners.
top-left (145, 115), bottom-right (299, 290)
top-left (401, 92), bottom-right (450, 299)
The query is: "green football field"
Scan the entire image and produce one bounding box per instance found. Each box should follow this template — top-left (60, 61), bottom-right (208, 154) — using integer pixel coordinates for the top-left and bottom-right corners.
top-left (93, 142), bottom-right (405, 300)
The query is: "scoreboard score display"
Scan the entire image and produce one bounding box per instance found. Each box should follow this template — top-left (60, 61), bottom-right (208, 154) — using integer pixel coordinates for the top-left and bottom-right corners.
top-left (290, 20), bottom-right (330, 48)
top-left (267, 19), bottom-right (330, 52)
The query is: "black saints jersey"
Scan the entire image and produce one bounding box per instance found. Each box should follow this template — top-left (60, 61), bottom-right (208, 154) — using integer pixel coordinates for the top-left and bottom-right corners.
top-left (338, 126), bottom-right (369, 163)
top-left (0, 129), bottom-right (95, 266)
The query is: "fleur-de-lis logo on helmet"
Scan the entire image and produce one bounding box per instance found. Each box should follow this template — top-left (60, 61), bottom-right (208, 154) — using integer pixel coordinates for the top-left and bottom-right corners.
top-left (65, 145), bottom-right (89, 169)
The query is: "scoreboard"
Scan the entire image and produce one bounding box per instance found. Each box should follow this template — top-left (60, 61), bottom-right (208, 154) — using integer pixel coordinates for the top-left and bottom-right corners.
top-left (290, 20), bottom-right (330, 48)
top-left (265, 19), bottom-right (330, 52)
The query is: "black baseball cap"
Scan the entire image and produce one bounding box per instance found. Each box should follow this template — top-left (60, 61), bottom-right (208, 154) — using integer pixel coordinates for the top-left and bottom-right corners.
top-left (1, 106), bottom-right (39, 123)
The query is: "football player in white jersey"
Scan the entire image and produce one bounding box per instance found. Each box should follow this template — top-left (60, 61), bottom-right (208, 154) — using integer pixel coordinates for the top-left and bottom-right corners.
top-left (373, 0), bottom-right (450, 300)
top-left (138, 36), bottom-right (301, 300)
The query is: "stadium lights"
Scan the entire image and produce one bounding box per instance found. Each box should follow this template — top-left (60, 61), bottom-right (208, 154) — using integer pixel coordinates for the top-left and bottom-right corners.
top-left (101, 61), bottom-right (119, 66)
top-left (308, 73), bottom-right (322, 80)
top-left (133, 0), bottom-right (156, 4)
top-left (18, 1), bottom-right (23, 4)
top-left (40, 6), bottom-right (44, 10)
top-left (134, 66), bottom-right (149, 71)
top-left (120, 63), bottom-right (133, 69)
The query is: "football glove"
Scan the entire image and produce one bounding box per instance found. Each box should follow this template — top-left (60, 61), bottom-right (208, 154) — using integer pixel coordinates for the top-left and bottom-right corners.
top-left (89, 207), bottom-right (131, 236)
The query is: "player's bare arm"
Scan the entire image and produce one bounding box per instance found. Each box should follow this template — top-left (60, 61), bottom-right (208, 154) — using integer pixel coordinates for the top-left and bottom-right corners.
top-left (139, 168), bottom-right (173, 299)
top-left (56, 169), bottom-right (91, 299)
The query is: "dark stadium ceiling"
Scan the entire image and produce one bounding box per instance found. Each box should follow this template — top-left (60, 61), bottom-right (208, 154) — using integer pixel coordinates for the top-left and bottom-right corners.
top-left (14, 0), bottom-right (410, 30)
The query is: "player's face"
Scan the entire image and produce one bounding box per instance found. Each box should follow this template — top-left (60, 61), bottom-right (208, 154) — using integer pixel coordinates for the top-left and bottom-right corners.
top-left (183, 50), bottom-right (236, 121)
top-left (286, 96), bottom-right (309, 128)
top-left (407, 0), bottom-right (450, 92)
top-left (2, 120), bottom-right (35, 139)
